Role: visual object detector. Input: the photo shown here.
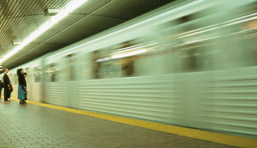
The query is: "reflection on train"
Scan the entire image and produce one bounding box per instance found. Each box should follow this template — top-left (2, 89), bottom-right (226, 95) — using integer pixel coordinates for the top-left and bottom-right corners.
top-left (4, 0), bottom-right (257, 138)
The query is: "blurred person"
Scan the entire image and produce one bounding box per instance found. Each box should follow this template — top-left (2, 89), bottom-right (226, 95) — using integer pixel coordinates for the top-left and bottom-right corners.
top-left (66, 54), bottom-right (75, 81)
top-left (17, 68), bottom-right (26, 104)
top-left (92, 50), bottom-right (100, 79)
top-left (50, 64), bottom-right (58, 82)
top-left (3, 68), bottom-right (11, 101)
top-left (122, 57), bottom-right (135, 76)
top-left (23, 73), bottom-right (28, 101)
top-left (121, 41), bottom-right (135, 77)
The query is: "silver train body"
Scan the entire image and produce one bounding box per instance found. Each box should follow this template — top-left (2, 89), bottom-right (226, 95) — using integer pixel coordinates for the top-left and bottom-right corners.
top-left (5, 0), bottom-right (257, 138)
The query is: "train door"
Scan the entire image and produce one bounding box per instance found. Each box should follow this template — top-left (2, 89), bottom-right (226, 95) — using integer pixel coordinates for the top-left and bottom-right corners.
top-left (26, 68), bottom-right (33, 101)
top-left (65, 54), bottom-right (79, 108)
top-left (154, 8), bottom-right (220, 128)
top-left (31, 66), bottom-right (43, 102)
top-left (45, 60), bottom-right (67, 106)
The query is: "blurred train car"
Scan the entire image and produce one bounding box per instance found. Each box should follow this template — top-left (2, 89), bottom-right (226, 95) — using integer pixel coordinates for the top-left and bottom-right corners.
top-left (5, 0), bottom-right (257, 138)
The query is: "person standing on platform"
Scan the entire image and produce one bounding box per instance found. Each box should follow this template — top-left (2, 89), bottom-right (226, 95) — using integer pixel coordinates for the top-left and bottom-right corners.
top-left (23, 73), bottom-right (28, 101)
top-left (3, 68), bottom-right (11, 101)
top-left (17, 69), bottom-right (26, 104)
top-left (8, 74), bottom-right (13, 97)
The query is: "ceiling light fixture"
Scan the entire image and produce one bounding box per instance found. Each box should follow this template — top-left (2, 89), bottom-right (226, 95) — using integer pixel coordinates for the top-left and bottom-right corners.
top-left (12, 40), bottom-right (22, 46)
top-left (0, 0), bottom-right (88, 64)
top-left (44, 9), bottom-right (60, 16)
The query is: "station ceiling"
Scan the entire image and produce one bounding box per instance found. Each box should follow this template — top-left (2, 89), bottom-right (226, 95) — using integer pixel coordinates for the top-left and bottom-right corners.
top-left (0, 0), bottom-right (173, 69)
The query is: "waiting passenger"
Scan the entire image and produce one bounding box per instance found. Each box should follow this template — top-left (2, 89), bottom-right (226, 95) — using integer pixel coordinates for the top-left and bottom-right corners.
top-left (17, 68), bottom-right (26, 104)
top-left (23, 73), bottom-right (28, 101)
top-left (3, 68), bottom-right (11, 101)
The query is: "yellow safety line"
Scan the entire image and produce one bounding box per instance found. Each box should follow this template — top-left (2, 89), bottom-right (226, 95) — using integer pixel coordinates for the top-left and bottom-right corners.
top-left (10, 97), bottom-right (257, 148)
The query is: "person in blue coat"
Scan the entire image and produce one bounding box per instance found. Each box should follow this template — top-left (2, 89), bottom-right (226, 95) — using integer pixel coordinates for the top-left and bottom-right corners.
top-left (23, 73), bottom-right (28, 101)
top-left (17, 68), bottom-right (26, 104)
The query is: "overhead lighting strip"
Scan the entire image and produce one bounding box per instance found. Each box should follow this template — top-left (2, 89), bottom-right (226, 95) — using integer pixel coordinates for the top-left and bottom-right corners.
top-left (0, 0), bottom-right (88, 64)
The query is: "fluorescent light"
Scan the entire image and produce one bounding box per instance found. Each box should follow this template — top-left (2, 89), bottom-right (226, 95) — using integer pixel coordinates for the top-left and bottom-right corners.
top-left (0, 0), bottom-right (88, 64)
top-left (111, 49), bottom-right (148, 59)
top-left (12, 40), bottom-right (22, 46)
top-left (44, 9), bottom-right (60, 16)
top-left (97, 57), bottom-right (111, 62)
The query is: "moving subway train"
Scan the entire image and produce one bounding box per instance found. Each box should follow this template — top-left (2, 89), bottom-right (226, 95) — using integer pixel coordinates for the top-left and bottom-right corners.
top-left (3, 0), bottom-right (257, 138)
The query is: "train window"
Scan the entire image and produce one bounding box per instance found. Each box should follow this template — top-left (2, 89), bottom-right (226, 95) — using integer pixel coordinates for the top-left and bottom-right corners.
top-left (240, 31), bottom-right (257, 67)
top-left (182, 46), bottom-right (202, 72)
top-left (120, 41), bottom-right (135, 77)
top-left (206, 4), bottom-right (257, 69)
top-left (172, 12), bottom-right (220, 72)
top-left (34, 67), bottom-right (42, 82)
top-left (94, 47), bottom-right (122, 79)
top-left (93, 39), bottom-right (160, 78)
top-left (66, 54), bottom-right (76, 81)
top-left (47, 63), bottom-right (61, 82)
top-left (82, 53), bottom-right (92, 79)
top-left (99, 59), bottom-right (122, 79)
top-left (227, 13), bottom-right (257, 67)
top-left (151, 10), bottom-right (219, 74)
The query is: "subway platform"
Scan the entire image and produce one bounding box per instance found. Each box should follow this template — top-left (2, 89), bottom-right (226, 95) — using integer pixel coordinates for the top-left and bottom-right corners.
top-left (0, 98), bottom-right (256, 148)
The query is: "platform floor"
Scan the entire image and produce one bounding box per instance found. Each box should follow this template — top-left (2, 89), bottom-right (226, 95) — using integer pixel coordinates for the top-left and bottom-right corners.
top-left (0, 98), bottom-right (247, 148)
